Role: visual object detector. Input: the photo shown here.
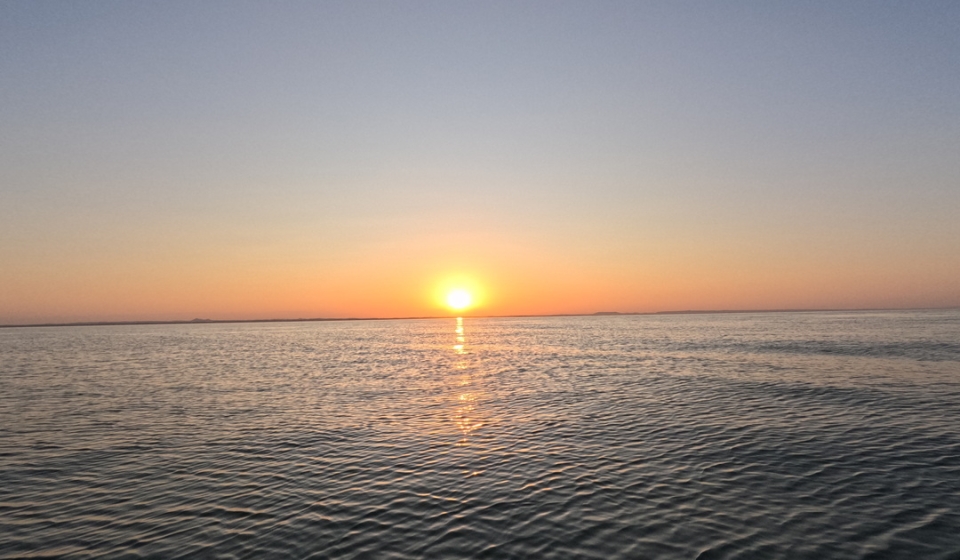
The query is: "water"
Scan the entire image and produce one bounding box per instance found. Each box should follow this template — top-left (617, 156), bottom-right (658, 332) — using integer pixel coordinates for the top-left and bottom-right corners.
top-left (2, 310), bottom-right (959, 559)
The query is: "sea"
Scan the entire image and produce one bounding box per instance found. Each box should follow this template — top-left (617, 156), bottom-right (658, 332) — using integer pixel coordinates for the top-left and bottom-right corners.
top-left (1, 310), bottom-right (959, 559)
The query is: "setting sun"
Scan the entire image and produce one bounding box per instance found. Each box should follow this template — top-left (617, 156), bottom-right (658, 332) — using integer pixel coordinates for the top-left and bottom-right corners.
top-left (446, 289), bottom-right (473, 311)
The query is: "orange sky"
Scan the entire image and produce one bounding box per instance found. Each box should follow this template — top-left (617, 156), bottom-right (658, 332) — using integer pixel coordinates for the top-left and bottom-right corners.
top-left (2, 211), bottom-right (956, 323)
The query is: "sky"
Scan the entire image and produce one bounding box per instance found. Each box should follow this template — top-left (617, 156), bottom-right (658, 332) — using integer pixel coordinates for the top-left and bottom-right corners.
top-left (1, 1), bottom-right (959, 323)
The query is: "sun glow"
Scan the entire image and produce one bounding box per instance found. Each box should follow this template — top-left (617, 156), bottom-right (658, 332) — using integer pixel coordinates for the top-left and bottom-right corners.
top-left (446, 289), bottom-right (473, 311)
top-left (433, 275), bottom-right (485, 314)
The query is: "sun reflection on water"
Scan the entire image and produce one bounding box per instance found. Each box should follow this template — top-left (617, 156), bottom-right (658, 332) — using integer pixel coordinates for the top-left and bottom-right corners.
top-left (450, 317), bottom-right (484, 450)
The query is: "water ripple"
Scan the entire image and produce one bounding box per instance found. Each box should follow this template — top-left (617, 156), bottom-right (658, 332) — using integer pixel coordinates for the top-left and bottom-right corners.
top-left (1, 310), bottom-right (959, 558)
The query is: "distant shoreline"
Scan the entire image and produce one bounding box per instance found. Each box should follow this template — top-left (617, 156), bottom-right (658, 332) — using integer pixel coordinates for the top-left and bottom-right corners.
top-left (1, 307), bottom-right (955, 329)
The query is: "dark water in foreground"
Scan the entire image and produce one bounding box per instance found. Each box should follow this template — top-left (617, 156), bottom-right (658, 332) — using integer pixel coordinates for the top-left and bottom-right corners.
top-left (2, 311), bottom-right (960, 559)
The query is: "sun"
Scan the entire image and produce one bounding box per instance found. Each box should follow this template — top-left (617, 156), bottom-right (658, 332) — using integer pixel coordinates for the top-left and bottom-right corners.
top-left (446, 289), bottom-right (473, 311)
top-left (434, 275), bottom-right (484, 313)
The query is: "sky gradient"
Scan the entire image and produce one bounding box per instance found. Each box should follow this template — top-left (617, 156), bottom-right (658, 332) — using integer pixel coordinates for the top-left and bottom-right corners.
top-left (2, 1), bottom-right (959, 323)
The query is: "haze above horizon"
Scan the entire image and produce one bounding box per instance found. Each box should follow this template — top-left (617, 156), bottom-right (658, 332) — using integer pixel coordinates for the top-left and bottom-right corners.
top-left (2, 1), bottom-right (959, 324)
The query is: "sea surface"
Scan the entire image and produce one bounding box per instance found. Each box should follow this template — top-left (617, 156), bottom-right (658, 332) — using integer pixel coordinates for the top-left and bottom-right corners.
top-left (2, 310), bottom-right (960, 559)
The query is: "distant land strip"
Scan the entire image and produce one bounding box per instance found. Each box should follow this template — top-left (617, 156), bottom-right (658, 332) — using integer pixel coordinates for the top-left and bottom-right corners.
top-left (1, 307), bottom-right (956, 329)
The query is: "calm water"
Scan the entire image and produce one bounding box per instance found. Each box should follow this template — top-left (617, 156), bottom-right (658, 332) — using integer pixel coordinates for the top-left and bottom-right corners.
top-left (2, 311), bottom-right (960, 559)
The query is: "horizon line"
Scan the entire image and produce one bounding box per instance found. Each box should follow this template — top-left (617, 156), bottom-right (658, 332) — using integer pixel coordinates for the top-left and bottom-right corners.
top-left (1, 306), bottom-right (957, 329)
